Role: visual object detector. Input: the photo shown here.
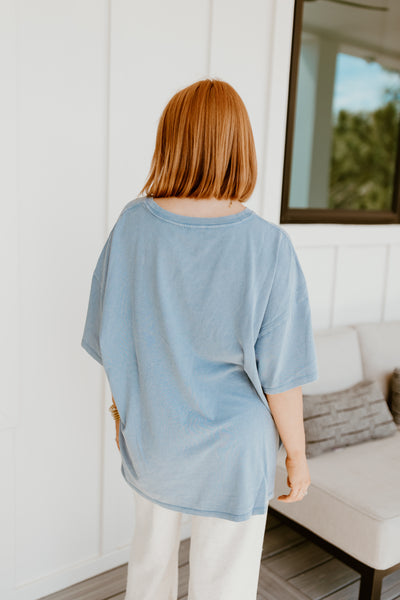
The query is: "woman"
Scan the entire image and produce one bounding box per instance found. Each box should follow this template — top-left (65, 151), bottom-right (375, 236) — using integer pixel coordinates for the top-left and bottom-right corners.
top-left (81, 78), bottom-right (318, 600)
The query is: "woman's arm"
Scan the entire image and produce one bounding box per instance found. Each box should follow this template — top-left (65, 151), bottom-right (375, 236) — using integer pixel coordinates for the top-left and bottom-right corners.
top-left (265, 386), bottom-right (306, 459)
top-left (265, 386), bottom-right (311, 502)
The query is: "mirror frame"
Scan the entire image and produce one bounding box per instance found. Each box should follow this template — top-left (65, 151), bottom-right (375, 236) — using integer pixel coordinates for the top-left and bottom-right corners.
top-left (280, 0), bottom-right (400, 225)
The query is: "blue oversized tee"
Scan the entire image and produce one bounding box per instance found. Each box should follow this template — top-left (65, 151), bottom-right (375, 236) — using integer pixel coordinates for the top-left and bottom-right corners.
top-left (81, 195), bottom-right (319, 521)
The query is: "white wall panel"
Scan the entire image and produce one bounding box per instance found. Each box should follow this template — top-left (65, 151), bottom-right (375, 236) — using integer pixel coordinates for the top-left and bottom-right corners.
top-left (0, 0), bottom-right (18, 430)
top-left (333, 245), bottom-right (387, 327)
top-left (385, 244), bottom-right (400, 321)
top-left (14, 0), bottom-right (111, 596)
top-left (296, 245), bottom-right (335, 330)
top-left (0, 431), bottom-right (15, 599)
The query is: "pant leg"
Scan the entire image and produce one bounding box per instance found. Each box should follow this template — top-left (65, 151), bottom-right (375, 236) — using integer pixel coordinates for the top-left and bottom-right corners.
top-left (124, 487), bottom-right (183, 600)
top-left (188, 507), bottom-right (268, 600)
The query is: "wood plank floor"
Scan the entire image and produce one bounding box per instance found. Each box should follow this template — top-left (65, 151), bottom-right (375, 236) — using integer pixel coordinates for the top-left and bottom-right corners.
top-left (40, 512), bottom-right (400, 600)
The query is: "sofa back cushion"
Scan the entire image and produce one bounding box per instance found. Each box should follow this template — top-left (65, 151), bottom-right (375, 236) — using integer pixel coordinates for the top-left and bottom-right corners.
top-left (352, 321), bottom-right (400, 400)
top-left (301, 326), bottom-right (364, 396)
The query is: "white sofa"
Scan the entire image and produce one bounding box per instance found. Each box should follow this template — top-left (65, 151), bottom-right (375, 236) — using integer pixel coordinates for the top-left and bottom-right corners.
top-left (268, 320), bottom-right (400, 600)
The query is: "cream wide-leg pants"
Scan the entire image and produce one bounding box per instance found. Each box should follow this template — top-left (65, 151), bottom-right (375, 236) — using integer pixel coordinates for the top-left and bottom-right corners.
top-left (124, 486), bottom-right (268, 600)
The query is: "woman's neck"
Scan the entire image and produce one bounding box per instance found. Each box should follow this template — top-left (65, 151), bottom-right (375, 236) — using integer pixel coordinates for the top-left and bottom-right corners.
top-left (152, 196), bottom-right (247, 218)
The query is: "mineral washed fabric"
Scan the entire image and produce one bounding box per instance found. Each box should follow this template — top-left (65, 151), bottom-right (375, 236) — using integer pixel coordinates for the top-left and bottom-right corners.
top-left (81, 195), bottom-right (319, 521)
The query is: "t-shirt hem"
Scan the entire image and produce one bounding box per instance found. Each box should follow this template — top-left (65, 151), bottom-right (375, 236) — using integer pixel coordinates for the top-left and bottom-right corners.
top-left (121, 464), bottom-right (268, 522)
top-left (262, 367), bottom-right (318, 394)
top-left (81, 338), bottom-right (103, 365)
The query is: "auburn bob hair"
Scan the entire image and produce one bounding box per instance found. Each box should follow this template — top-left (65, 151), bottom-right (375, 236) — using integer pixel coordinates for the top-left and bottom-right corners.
top-left (139, 78), bottom-right (257, 202)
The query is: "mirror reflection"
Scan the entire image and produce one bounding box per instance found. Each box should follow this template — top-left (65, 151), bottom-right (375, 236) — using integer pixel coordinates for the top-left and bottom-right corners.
top-left (289, 0), bottom-right (400, 211)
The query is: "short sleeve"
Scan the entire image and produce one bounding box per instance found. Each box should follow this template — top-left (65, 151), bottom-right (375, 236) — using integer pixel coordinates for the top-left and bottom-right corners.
top-left (81, 273), bottom-right (103, 365)
top-left (255, 232), bottom-right (318, 394)
top-left (81, 233), bottom-right (113, 366)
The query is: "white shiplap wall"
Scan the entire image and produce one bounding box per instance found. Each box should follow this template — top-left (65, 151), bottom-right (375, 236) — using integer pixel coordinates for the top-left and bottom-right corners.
top-left (2, 0), bottom-right (399, 598)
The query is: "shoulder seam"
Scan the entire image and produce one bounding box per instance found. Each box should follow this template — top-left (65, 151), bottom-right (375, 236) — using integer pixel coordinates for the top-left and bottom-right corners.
top-left (118, 196), bottom-right (147, 219)
top-left (250, 213), bottom-right (291, 238)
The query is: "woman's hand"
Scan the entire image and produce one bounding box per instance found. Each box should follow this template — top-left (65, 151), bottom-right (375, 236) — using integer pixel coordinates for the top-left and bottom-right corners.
top-left (265, 387), bottom-right (310, 502)
top-left (277, 454), bottom-right (310, 502)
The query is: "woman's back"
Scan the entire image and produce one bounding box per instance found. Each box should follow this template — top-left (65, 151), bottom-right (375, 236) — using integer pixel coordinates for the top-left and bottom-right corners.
top-left (81, 194), bottom-right (318, 521)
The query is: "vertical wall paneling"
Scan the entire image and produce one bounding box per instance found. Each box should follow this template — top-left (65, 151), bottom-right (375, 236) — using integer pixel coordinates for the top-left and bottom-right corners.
top-left (1, 0), bottom-right (18, 430)
top-left (14, 1), bottom-right (113, 596)
top-left (379, 244), bottom-right (391, 323)
top-left (296, 246), bottom-right (335, 331)
top-left (261, 0), bottom-right (295, 223)
top-left (1, 0), bottom-right (18, 596)
top-left (385, 244), bottom-right (400, 320)
top-left (330, 246), bottom-right (339, 330)
top-left (0, 432), bottom-right (15, 600)
top-left (333, 245), bottom-right (387, 326)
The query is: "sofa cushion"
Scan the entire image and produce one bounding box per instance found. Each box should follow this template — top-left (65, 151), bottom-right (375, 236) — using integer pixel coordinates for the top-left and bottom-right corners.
top-left (270, 430), bottom-right (400, 570)
top-left (389, 368), bottom-right (400, 425)
top-left (303, 379), bottom-right (398, 458)
top-left (352, 321), bottom-right (400, 400)
top-left (301, 326), bottom-right (364, 396)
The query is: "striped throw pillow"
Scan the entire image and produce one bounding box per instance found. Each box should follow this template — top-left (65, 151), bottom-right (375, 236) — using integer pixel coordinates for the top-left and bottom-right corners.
top-left (302, 379), bottom-right (397, 458)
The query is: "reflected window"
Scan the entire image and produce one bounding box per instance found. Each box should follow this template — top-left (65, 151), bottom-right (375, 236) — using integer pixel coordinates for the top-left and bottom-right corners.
top-left (282, 0), bottom-right (400, 224)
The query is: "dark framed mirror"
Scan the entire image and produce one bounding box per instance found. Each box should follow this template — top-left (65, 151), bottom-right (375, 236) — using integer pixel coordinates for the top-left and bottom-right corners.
top-left (281, 0), bottom-right (400, 224)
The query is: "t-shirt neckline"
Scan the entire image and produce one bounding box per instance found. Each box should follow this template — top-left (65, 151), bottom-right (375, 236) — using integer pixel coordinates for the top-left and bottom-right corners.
top-left (144, 196), bottom-right (255, 226)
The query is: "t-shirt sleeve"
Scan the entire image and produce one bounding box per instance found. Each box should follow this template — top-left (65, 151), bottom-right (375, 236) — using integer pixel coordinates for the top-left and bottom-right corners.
top-left (81, 273), bottom-right (104, 365)
top-left (81, 234), bottom-right (112, 366)
top-left (255, 231), bottom-right (319, 394)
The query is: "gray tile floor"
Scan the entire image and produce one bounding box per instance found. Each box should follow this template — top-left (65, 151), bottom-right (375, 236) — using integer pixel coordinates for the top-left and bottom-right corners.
top-left (40, 512), bottom-right (400, 600)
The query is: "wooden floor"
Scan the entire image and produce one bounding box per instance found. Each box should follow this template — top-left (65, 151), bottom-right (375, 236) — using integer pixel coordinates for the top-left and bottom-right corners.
top-left (40, 511), bottom-right (400, 600)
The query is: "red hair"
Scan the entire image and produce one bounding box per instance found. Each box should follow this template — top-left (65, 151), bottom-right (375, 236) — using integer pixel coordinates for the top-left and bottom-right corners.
top-left (139, 78), bottom-right (257, 202)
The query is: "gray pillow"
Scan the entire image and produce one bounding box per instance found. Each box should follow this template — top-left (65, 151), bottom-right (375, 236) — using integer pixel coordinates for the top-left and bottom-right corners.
top-left (302, 379), bottom-right (398, 458)
top-left (389, 368), bottom-right (400, 425)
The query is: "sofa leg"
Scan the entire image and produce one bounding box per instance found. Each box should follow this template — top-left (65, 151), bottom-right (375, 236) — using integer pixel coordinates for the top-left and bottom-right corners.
top-left (358, 567), bottom-right (383, 600)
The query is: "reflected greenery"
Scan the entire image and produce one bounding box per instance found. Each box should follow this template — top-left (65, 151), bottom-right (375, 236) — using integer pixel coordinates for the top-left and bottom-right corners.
top-left (330, 91), bottom-right (400, 211)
